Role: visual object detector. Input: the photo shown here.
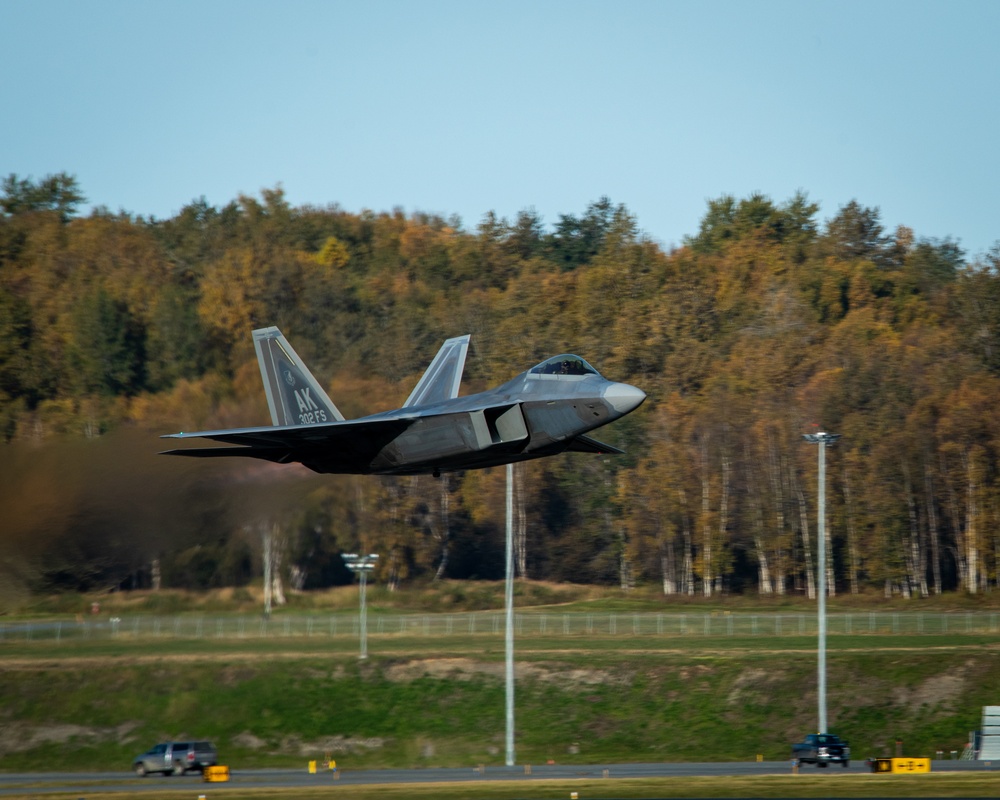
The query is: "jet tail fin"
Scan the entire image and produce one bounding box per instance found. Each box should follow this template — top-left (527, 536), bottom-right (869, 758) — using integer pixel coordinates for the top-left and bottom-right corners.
top-left (402, 334), bottom-right (471, 408)
top-left (253, 326), bottom-right (345, 426)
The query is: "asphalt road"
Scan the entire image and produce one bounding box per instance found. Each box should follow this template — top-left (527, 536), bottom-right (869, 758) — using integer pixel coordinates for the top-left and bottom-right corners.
top-left (0, 759), bottom-right (996, 797)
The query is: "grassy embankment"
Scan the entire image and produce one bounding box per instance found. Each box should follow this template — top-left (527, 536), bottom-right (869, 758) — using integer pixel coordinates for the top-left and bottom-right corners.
top-left (2, 582), bottom-right (999, 774)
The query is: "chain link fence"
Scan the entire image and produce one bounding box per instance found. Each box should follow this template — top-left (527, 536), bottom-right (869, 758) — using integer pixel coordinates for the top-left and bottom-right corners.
top-left (3, 610), bottom-right (999, 642)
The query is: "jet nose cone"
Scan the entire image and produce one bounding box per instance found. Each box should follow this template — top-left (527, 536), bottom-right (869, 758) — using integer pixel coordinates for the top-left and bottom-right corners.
top-left (603, 382), bottom-right (646, 414)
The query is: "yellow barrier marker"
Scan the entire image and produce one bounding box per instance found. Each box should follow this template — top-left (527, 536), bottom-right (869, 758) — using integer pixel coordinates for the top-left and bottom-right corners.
top-left (308, 759), bottom-right (317, 774)
top-left (202, 765), bottom-right (230, 782)
top-left (891, 757), bottom-right (931, 773)
top-left (870, 757), bottom-right (931, 773)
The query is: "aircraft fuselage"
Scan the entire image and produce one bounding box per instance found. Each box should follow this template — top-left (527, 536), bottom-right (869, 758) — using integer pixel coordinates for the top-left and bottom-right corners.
top-left (330, 370), bottom-right (642, 475)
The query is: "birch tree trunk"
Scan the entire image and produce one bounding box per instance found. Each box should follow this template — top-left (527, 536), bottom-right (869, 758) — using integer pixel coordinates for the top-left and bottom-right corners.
top-left (387, 483), bottom-right (400, 592)
top-left (514, 463), bottom-right (527, 578)
top-left (924, 461), bottom-right (942, 595)
top-left (964, 449), bottom-right (979, 594)
top-left (903, 463), bottom-right (928, 597)
top-left (261, 521), bottom-right (285, 613)
top-left (660, 530), bottom-right (677, 595)
top-left (717, 449), bottom-right (731, 595)
top-left (433, 476), bottom-right (451, 581)
top-left (619, 541), bottom-right (634, 591)
top-left (262, 524), bottom-right (272, 616)
top-left (840, 465), bottom-right (861, 594)
top-left (700, 440), bottom-right (713, 597)
top-left (743, 444), bottom-right (771, 594)
top-left (825, 511), bottom-right (836, 598)
top-left (766, 434), bottom-right (787, 595)
top-left (941, 452), bottom-right (967, 590)
top-left (678, 487), bottom-right (694, 596)
top-left (617, 471), bottom-right (635, 592)
top-left (271, 535), bottom-right (286, 606)
top-left (796, 487), bottom-right (816, 600)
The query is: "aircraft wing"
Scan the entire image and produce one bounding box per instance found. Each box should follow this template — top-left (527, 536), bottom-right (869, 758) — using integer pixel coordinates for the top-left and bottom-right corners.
top-left (403, 335), bottom-right (470, 408)
top-left (160, 417), bottom-right (414, 473)
top-left (564, 434), bottom-right (625, 455)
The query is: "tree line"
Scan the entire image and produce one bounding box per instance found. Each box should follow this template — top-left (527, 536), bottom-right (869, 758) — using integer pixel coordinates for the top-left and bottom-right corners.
top-left (2, 173), bottom-right (999, 600)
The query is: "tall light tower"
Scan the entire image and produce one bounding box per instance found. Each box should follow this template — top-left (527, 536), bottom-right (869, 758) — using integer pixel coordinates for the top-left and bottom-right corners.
top-left (342, 553), bottom-right (378, 660)
top-left (802, 431), bottom-right (840, 734)
top-left (504, 462), bottom-right (515, 767)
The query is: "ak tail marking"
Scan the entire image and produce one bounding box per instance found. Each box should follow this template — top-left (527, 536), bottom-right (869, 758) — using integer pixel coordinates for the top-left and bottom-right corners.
top-left (253, 326), bottom-right (345, 426)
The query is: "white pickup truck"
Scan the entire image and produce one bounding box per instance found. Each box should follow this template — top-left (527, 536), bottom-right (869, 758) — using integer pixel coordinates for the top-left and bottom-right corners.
top-left (132, 741), bottom-right (218, 776)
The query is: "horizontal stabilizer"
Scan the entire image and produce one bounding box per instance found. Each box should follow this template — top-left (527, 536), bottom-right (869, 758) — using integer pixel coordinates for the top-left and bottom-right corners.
top-left (161, 417), bottom-right (412, 447)
top-left (565, 434), bottom-right (624, 455)
top-left (160, 417), bottom-right (415, 473)
top-left (160, 446), bottom-right (297, 463)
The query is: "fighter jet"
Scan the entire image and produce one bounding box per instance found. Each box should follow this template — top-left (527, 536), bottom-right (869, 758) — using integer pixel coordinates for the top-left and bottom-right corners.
top-left (161, 327), bottom-right (645, 476)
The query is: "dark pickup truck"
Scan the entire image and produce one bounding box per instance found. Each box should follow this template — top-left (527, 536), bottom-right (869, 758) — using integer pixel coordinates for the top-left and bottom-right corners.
top-left (792, 733), bottom-right (850, 767)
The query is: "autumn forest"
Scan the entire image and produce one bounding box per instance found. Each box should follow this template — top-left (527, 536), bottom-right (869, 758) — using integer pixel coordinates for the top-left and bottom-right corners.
top-left (2, 173), bottom-right (999, 602)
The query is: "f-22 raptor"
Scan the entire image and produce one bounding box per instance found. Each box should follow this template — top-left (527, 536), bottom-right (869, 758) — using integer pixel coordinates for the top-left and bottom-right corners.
top-left (161, 327), bottom-right (646, 476)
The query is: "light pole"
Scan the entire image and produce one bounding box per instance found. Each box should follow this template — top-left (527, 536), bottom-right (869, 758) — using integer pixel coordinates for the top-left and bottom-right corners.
top-left (802, 431), bottom-right (840, 734)
top-left (342, 553), bottom-right (378, 660)
top-left (504, 462), bottom-right (515, 767)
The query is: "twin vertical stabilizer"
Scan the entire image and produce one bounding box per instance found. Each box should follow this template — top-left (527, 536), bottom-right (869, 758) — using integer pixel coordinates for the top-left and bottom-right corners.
top-left (253, 327), bottom-right (345, 426)
top-left (403, 335), bottom-right (470, 408)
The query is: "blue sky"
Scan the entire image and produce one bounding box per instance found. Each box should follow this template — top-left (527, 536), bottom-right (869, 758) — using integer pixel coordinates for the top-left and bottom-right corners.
top-left (4, 0), bottom-right (998, 256)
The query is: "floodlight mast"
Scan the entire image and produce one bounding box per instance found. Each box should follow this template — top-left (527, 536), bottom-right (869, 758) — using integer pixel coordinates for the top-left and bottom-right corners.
top-left (342, 553), bottom-right (379, 660)
top-left (505, 463), bottom-right (515, 767)
top-left (802, 432), bottom-right (840, 734)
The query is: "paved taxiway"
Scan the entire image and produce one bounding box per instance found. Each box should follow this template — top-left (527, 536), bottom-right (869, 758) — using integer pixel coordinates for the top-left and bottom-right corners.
top-left (0, 759), bottom-right (996, 796)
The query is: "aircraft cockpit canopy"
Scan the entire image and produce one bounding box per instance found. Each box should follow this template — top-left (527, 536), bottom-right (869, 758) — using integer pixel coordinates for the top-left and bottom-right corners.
top-left (529, 355), bottom-right (600, 378)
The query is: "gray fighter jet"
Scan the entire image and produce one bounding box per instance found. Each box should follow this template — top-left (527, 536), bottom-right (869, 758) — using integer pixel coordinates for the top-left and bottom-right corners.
top-left (161, 327), bottom-right (645, 476)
